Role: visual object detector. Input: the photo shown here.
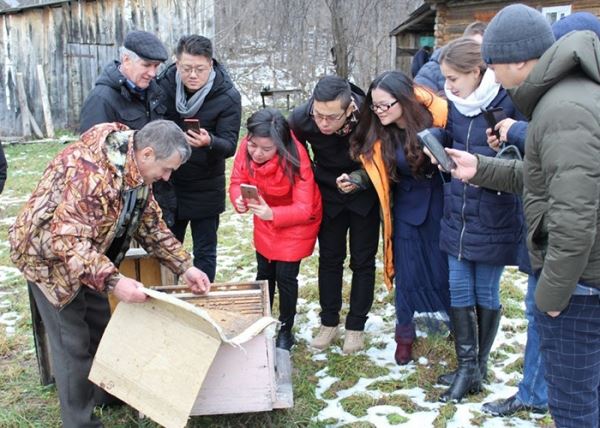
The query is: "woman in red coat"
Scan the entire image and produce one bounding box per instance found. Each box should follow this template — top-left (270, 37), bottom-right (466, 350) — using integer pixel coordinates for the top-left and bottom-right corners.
top-left (229, 108), bottom-right (322, 350)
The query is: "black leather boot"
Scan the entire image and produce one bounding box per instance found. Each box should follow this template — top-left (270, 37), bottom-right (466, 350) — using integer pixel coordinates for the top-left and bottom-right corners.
top-left (276, 329), bottom-right (295, 350)
top-left (439, 307), bottom-right (482, 403)
top-left (438, 306), bottom-right (502, 385)
top-left (477, 305), bottom-right (502, 382)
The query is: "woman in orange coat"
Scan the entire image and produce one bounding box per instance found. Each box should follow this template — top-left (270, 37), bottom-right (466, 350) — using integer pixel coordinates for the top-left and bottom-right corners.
top-left (342, 71), bottom-right (449, 364)
top-left (229, 108), bottom-right (322, 350)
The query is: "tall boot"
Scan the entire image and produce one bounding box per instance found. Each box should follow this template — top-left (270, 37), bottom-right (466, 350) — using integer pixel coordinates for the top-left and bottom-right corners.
top-left (439, 307), bottom-right (482, 403)
top-left (477, 305), bottom-right (502, 382)
top-left (438, 306), bottom-right (502, 385)
top-left (394, 324), bottom-right (415, 365)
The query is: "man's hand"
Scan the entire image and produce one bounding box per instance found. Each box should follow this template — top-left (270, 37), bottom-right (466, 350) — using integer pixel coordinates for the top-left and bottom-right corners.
top-left (443, 148), bottom-right (478, 182)
top-left (113, 276), bottom-right (148, 303)
top-left (247, 196), bottom-right (273, 221)
top-left (182, 267), bottom-right (211, 294)
top-left (547, 311), bottom-right (561, 317)
top-left (336, 173), bottom-right (358, 194)
top-left (185, 128), bottom-right (211, 148)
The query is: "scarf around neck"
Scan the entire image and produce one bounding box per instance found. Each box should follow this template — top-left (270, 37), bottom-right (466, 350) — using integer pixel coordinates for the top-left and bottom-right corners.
top-left (444, 68), bottom-right (500, 117)
top-left (175, 67), bottom-right (216, 118)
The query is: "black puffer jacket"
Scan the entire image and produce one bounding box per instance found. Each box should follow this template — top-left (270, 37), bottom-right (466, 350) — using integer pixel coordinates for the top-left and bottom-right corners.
top-left (157, 60), bottom-right (242, 220)
top-left (78, 61), bottom-right (166, 133)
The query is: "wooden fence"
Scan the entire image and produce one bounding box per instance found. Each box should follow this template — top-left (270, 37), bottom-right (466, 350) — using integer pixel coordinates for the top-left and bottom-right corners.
top-left (0, 0), bottom-right (214, 137)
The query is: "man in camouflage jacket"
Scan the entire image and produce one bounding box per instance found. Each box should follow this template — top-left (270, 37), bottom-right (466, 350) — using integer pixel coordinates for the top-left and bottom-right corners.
top-left (9, 120), bottom-right (210, 427)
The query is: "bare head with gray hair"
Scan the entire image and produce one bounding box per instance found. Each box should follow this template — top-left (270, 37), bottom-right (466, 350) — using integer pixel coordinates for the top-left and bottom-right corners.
top-left (135, 120), bottom-right (191, 163)
top-left (133, 120), bottom-right (191, 185)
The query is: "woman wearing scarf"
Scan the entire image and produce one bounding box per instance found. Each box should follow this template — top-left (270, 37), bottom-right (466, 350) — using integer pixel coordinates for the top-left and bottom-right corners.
top-left (344, 71), bottom-right (450, 366)
top-left (436, 37), bottom-right (524, 402)
top-left (158, 35), bottom-right (242, 282)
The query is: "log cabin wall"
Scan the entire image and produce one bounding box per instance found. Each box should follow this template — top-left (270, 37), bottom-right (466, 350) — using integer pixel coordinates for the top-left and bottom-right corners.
top-left (0, 0), bottom-right (214, 137)
top-left (432, 0), bottom-right (599, 46)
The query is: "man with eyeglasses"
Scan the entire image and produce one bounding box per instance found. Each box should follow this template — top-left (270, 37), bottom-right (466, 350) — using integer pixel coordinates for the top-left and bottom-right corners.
top-left (156, 35), bottom-right (241, 282)
top-left (79, 30), bottom-right (168, 133)
top-left (289, 75), bottom-right (379, 354)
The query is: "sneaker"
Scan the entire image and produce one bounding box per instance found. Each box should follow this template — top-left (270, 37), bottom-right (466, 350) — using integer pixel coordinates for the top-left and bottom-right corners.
top-left (275, 330), bottom-right (295, 351)
top-left (343, 329), bottom-right (365, 354)
top-left (311, 325), bottom-right (339, 350)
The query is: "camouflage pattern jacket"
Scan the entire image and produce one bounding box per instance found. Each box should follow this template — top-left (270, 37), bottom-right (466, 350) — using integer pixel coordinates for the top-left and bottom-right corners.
top-left (9, 123), bottom-right (192, 308)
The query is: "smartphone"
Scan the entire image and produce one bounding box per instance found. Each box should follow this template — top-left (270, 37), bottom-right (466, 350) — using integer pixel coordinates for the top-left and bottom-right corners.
top-left (341, 176), bottom-right (360, 186)
top-left (417, 129), bottom-right (456, 172)
top-left (183, 118), bottom-right (201, 133)
top-left (240, 183), bottom-right (260, 203)
top-left (481, 107), bottom-right (506, 139)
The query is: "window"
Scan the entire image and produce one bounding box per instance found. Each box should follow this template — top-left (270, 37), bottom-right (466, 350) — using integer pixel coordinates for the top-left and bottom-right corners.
top-left (542, 5), bottom-right (571, 24)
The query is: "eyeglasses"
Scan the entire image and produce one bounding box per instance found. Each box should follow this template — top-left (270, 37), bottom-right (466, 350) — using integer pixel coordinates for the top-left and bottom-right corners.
top-left (370, 100), bottom-right (398, 113)
top-left (310, 109), bottom-right (347, 123)
top-left (179, 65), bottom-right (211, 75)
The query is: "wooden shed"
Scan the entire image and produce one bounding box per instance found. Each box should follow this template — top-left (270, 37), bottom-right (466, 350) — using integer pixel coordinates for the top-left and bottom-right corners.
top-left (0, 0), bottom-right (215, 137)
top-left (392, 0), bottom-right (600, 75)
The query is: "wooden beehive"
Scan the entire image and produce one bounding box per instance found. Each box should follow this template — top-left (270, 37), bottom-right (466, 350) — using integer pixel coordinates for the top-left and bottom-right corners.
top-left (152, 282), bottom-right (292, 416)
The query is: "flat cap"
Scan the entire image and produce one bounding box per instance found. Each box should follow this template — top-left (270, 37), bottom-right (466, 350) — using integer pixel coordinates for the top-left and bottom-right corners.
top-left (124, 30), bottom-right (168, 62)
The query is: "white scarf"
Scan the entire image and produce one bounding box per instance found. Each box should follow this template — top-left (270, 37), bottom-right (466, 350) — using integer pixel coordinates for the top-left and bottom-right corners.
top-left (444, 69), bottom-right (501, 117)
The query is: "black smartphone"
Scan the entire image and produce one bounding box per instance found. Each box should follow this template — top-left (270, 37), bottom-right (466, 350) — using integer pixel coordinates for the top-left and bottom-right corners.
top-left (183, 118), bottom-right (201, 133)
top-left (341, 176), bottom-right (360, 186)
top-left (240, 183), bottom-right (260, 203)
top-left (481, 107), bottom-right (506, 139)
top-left (417, 129), bottom-right (456, 172)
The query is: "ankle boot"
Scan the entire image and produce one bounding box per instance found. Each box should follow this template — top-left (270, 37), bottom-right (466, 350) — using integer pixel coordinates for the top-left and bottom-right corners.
top-left (394, 324), bottom-right (415, 365)
top-left (439, 307), bottom-right (482, 403)
top-left (477, 305), bottom-right (502, 382)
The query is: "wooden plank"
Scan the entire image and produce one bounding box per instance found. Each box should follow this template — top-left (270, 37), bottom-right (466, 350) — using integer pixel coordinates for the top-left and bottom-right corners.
top-left (15, 73), bottom-right (31, 137)
top-left (37, 64), bottom-right (55, 138)
top-left (190, 335), bottom-right (276, 415)
top-left (89, 297), bottom-right (222, 428)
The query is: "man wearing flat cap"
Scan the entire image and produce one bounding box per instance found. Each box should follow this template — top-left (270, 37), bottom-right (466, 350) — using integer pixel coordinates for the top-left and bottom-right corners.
top-left (79, 30), bottom-right (169, 133)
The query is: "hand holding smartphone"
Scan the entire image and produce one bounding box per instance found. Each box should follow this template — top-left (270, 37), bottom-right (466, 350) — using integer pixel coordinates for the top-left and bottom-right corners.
top-left (183, 118), bottom-right (201, 134)
top-left (481, 107), bottom-right (506, 139)
top-left (417, 129), bottom-right (456, 172)
top-left (240, 184), bottom-right (260, 204)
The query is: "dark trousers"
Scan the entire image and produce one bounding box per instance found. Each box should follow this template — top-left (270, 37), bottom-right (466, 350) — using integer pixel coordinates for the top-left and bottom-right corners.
top-left (318, 204), bottom-right (379, 331)
top-left (29, 282), bottom-right (111, 428)
top-left (256, 252), bottom-right (300, 331)
top-left (535, 295), bottom-right (600, 427)
top-left (171, 215), bottom-right (220, 282)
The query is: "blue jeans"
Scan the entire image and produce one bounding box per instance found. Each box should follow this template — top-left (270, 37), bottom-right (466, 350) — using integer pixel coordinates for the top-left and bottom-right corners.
top-left (516, 275), bottom-right (547, 407)
top-left (448, 255), bottom-right (503, 309)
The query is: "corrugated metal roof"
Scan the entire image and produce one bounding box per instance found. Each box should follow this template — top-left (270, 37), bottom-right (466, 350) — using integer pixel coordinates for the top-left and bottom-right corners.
top-left (0, 0), bottom-right (69, 14)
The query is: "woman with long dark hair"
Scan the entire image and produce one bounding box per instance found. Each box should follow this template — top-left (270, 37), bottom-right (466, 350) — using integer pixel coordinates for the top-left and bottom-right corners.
top-left (343, 70), bottom-right (449, 365)
top-left (229, 108), bottom-right (322, 350)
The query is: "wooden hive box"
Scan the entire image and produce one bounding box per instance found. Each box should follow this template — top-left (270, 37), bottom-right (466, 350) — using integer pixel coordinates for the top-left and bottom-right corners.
top-left (153, 282), bottom-right (293, 417)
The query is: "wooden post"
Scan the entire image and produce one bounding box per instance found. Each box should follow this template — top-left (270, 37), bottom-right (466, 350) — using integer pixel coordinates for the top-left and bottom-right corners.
top-left (37, 64), bottom-right (55, 138)
top-left (15, 73), bottom-right (31, 137)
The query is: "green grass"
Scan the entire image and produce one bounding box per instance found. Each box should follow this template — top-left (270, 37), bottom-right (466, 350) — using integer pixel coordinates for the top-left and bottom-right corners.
top-left (0, 140), bottom-right (543, 427)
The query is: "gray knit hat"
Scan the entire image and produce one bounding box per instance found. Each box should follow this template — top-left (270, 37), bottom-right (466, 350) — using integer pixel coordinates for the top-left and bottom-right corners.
top-left (481, 4), bottom-right (555, 64)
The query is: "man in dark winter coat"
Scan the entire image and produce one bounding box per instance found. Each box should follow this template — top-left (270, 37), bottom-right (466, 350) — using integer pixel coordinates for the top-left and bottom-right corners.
top-left (410, 46), bottom-right (431, 77)
top-left (79, 30), bottom-right (168, 133)
top-left (289, 76), bottom-right (379, 354)
top-left (157, 35), bottom-right (241, 282)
